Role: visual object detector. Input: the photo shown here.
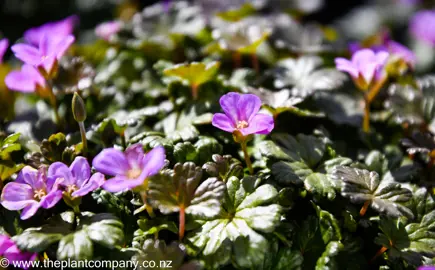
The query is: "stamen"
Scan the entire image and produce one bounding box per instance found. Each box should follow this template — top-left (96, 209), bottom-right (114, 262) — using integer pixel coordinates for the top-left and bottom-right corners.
top-left (237, 120), bottom-right (249, 129)
top-left (33, 189), bottom-right (47, 201)
top-left (127, 169), bottom-right (142, 179)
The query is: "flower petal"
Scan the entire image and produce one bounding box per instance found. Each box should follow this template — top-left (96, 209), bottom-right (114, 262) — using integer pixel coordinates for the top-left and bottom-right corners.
top-left (102, 176), bottom-right (140, 193)
top-left (219, 92), bottom-right (241, 124)
top-left (335, 58), bottom-right (358, 78)
top-left (237, 93), bottom-right (261, 122)
top-left (240, 113), bottom-right (274, 136)
top-left (125, 144), bottom-right (145, 169)
top-left (212, 113), bottom-right (236, 133)
top-left (20, 202), bottom-right (41, 220)
top-left (0, 38), bottom-right (9, 64)
top-left (52, 35), bottom-right (75, 59)
top-left (15, 166), bottom-right (38, 186)
top-left (72, 173), bottom-right (105, 197)
top-left (140, 146), bottom-right (166, 178)
top-left (0, 182), bottom-right (35, 211)
top-left (92, 148), bottom-right (130, 176)
top-left (69, 157), bottom-right (91, 187)
top-left (11, 44), bottom-right (41, 66)
top-left (40, 190), bottom-right (63, 209)
top-left (48, 162), bottom-right (74, 186)
top-left (5, 64), bottom-right (46, 93)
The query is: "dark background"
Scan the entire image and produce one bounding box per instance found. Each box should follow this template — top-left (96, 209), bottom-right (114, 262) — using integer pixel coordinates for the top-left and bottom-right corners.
top-left (0, 0), bottom-right (364, 43)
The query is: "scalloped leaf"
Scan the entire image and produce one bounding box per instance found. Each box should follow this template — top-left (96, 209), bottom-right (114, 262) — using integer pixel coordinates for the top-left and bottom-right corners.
top-left (202, 154), bottom-right (244, 182)
top-left (133, 239), bottom-right (200, 270)
top-left (186, 176), bottom-right (282, 268)
top-left (148, 162), bottom-right (225, 219)
top-left (163, 62), bottom-right (220, 89)
top-left (273, 56), bottom-right (347, 97)
top-left (331, 166), bottom-right (413, 218)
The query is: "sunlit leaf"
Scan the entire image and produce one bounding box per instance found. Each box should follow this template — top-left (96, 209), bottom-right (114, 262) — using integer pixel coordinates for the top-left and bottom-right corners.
top-left (273, 56), bottom-right (347, 97)
top-left (331, 166), bottom-right (414, 218)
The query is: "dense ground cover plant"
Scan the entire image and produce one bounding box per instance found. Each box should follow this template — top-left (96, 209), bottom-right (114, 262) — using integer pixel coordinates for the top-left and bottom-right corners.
top-left (0, 0), bottom-right (435, 269)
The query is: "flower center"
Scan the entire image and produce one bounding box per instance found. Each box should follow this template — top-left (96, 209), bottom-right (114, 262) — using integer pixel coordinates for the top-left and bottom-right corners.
top-left (66, 185), bottom-right (78, 194)
top-left (33, 189), bottom-right (46, 201)
top-left (236, 120), bottom-right (249, 129)
top-left (127, 169), bottom-right (142, 179)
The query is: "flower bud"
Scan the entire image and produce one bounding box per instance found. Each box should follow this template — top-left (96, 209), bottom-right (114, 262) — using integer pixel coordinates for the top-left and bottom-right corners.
top-left (72, 92), bottom-right (87, 122)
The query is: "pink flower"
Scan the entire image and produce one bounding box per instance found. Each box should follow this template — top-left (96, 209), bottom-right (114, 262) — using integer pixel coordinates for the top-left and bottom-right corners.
top-left (335, 49), bottom-right (389, 90)
top-left (212, 92), bottom-right (274, 137)
top-left (0, 166), bottom-right (63, 220)
top-left (11, 34), bottom-right (75, 75)
top-left (410, 10), bottom-right (435, 46)
top-left (5, 64), bottom-right (46, 93)
top-left (0, 38), bottom-right (9, 64)
top-left (95, 21), bottom-right (122, 41)
top-left (24, 15), bottom-right (78, 46)
top-left (0, 235), bottom-right (37, 269)
top-left (93, 144), bottom-right (166, 193)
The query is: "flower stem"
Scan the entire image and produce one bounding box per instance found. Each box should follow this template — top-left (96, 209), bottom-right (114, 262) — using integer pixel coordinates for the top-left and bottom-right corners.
top-left (359, 200), bottom-right (371, 216)
top-left (140, 191), bottom-right (155, 218)
top-left (370, 246), bottom-right (388, 263)
top-left (363, 97), bottom-right (371, 133)
top-left (233, 51), bottom-right (241, 69)
top-left (192, 84), bottom-right (198, 100)
top-left (366, 76), bottom-right (388, 103)
top-left (240, 141), bottom-right (253, 175)
top-left (78, 121), bottom-right (87, 156)
top-left (179, 207), bottom-right (185, 241)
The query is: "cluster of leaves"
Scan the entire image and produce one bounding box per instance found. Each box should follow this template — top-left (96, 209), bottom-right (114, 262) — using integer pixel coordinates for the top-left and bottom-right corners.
top-left (1, 1), bottom-right (435, 270)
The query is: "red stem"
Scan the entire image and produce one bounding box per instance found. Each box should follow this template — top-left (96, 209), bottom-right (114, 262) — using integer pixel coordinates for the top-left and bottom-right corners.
top-left (360, 200), bottom-right (370, 216)
top-left (179, 207), bottom-right (185, 241)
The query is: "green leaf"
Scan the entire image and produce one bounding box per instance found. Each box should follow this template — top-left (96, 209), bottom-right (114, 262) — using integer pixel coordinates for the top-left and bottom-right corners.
top-left (13, 213), bottom-right (75, 253)
top-left (315, 241), bottom-right (344, 270)
top-left (40, 132), bottom-right (68, 162)
top-left (148, 162), bottom-right (225, 219)
top-left (173, 142), bottom-right (197, 163)
top-left (313, 203), bottom-right (342, 244)
top-left (0, 133), bottom-right (21, 160)
top-left (57, 230), bottom-right (93, 260)
top-left (87, 118), bottom-right (127, 147)
top-left (332, 166), bottom-right (414, 218)
top-left (194, 136), bottom-right (223, 164)
top-left (216, 3), bottom-right (256, 22)
top-left (85, 217), bottom-right (124, 248)
top-left (163, 61), bottom-right (220, 89)
top-left (133, 218), bottom-right (178, 248)
top-left (274, 56), bottom-right (347, 97)
top-left (305, 173), bottom-right (336, 200)
top-left (133, 239), bottom-right (200, 270)
top-left (202, 154), bottom-right (244, 182)
top-left (186, 176), bottom-right (281, 268)
top-left (405, 210), bottom-right (435, 256)
top-left (263, 133), bottom-right (326, 166)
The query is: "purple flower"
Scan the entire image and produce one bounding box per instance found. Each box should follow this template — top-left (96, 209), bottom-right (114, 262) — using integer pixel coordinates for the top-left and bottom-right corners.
top-left (418, 267), bottom-right (435, 270)
top-left (410, 10), bottom-right (435, 46)
top-left (11, 34), bottom-right (75, 74)
top-left (0, 166), bottom-right (62, 220)
top-left (24, 15), bottom-right (78, 46)
top-left (348, 40), bottom-right (416, 68)
top-left (0, 38), bottom-right (9, 64)
top-left (93, 144), bottom-right (166, 193)
top-left (95, 21), bottom-right (121, 41)
top-left (0, 235), bottom-right (37, 269)
top-left (335, 49), bottom-right (389, 90)
top-left (5, 64), bottom-right (46, 93)
top-left (48, 157), bottom-right (105, 197)
top-left (212, 92), bottom-right (274, 137)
